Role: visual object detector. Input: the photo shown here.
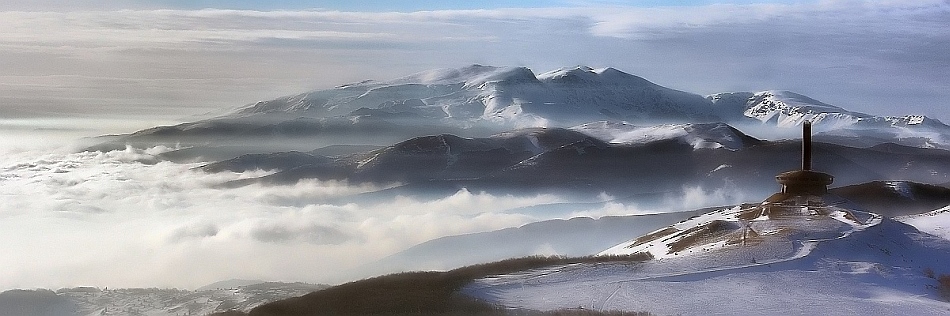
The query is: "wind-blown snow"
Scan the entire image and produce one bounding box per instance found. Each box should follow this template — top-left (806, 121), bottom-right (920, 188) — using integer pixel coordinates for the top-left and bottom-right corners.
top-left (899, 205), bottom-right (950, 240)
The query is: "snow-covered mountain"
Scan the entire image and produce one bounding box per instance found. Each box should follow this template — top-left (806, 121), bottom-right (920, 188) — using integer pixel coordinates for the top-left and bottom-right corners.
top-left (709, 90), bottom-right (950, 149)
top-left (200, 122), bottom-right (950, 201)
top-left (90, 65), bottom-right (950, 159)
top-left (237, 69), bottom-right (950, 149)
top-left (237, 65), bottom-right (722, 126)
top-left (710, 90), bottom-right (868, 128)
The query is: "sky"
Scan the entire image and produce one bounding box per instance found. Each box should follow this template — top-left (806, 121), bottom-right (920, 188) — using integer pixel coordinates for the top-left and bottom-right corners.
top-left (0, 0), bottom-right (949, 291)
top-left (0, 0), bottom-right (810, 11)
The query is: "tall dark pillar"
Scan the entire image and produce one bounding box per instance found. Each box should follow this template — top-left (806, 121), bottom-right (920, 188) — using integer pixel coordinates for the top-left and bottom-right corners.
top-left (802, 121), bottom-right (812, 171)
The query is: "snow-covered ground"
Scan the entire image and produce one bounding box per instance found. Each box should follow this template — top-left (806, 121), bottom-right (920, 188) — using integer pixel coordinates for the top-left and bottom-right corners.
top-left (464, 202), bottom-right (950, 315)
top-left (899, 205), bottom-right (950, 240)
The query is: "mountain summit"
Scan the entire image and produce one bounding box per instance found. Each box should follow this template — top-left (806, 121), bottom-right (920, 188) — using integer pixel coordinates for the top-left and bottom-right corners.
top-left (236, 65), bottom-right (722, 126)
top-left (601, 121), bottom-right (866, 261)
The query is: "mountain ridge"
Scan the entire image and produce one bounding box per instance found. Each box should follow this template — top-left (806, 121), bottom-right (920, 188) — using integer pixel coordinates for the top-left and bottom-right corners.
top-left (89, 64), bottom-right (950, 159)
top-left (199, 125), bottom-right (950, 200)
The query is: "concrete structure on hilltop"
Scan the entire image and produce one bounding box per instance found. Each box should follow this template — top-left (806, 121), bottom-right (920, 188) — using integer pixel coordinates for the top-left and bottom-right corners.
top-left (766, 121), bottom-right (836, 204)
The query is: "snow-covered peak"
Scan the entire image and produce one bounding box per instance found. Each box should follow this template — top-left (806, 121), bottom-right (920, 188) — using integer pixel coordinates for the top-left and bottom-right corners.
top-left (473, 65), bottom-right (718, 126)
top-left (536, 66), bottom-right (597, 82)
top-left (390, 64), bottom-right (540, 88)
top-left (536, 66), bottom-right (655, 87)
top-left (711, 90), bottom-right (943, 130)
top-left (880, 115), bottom-right (939, 127)
top-left (393, 64), bottom-right (502, 85)
top-left (705, 89), bottom-right (950, 149)
top-left (741, 90), bottom-right (866, 128)
top-left (572, 121), bottom-right (759, 150)
top-left (753, 90), bottom-right (846, 112)
top-left (461, 67), bottom-right (540, 89)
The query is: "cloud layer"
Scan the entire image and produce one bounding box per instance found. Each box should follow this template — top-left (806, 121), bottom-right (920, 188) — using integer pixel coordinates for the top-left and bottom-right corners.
top-left (0, 142), bottom-right (756, 290)
top-left (0, 146), bottom-right (567, 289)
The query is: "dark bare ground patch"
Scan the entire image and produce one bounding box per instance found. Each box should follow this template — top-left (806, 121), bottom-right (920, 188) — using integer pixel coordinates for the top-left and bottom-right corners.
top-left (625, 227), bottom-right (678, 249)
top-left (211, 255), bottom-right (652, 316)
top-left (667, 220), bottom-right (738, 254)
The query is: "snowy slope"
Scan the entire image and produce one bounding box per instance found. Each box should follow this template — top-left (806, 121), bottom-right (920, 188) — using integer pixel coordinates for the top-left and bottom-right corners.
top-left (599, 200), bottom-right (879, 262)
top-left (899, 205), bottom-right (950, 240)
top-left (464, 201), bottom-right (950, 315)
top-left (236, 65), bottom-right (511, 117)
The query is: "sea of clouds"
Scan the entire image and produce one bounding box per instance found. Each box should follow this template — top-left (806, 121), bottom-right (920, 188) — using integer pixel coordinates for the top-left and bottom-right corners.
top-left (0, 136), bottom-right (753, 291)
top-left (0, 144), bottom-right (549, 289)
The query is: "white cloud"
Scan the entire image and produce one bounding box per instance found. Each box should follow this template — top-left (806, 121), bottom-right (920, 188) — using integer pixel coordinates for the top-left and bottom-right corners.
top-left (565, 183), bottom-right (752, 219)
top-left (670, 184), bottom-right (750, 210)
top-left (567, 201), bottom-right (652, 218)
top-left (581, 1), bottom-right (950, 38)
top-left (0, 146), bottom-right (566, 289)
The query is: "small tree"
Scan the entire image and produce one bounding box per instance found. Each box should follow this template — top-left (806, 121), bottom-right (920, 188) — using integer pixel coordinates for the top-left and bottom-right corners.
top-left (939, 274), bottom-right (950, 301)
